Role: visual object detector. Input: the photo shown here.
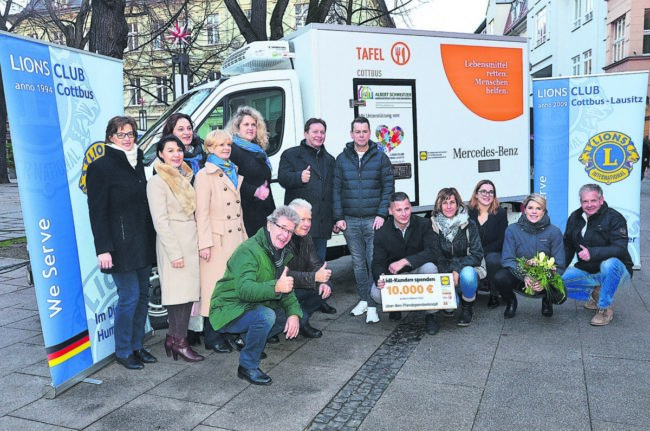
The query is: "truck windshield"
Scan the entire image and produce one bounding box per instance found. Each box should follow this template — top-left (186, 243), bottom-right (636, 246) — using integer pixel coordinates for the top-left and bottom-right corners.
top-left (138, 87), bottom-right (213, 165)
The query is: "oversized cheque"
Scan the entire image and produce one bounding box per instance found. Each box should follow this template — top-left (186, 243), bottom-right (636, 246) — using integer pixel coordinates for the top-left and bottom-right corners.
top-left (380, 273), bottom-right (457, 312)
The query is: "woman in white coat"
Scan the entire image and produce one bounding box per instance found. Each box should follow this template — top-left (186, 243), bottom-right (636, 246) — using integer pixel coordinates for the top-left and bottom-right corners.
top-left (147, 135), bottom-right (204, 362)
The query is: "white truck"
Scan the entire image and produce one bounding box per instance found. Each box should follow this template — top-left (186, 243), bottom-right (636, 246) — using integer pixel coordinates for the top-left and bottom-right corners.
top-left (139, 23), bottom-right (531, 328)
top-left (139, 23), bottom-right (530, 209)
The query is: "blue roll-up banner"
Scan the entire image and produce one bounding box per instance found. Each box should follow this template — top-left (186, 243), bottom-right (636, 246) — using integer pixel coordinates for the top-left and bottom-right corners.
top-left (0, 32), bottom-right (124, 390)
top-left (533, 72), bottom-right (648, 268)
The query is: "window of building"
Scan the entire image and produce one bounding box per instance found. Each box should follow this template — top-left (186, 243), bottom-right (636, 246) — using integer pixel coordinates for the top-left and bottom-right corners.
top-left (156, 77), bottom-right (169, 105)
top-left (295, 4), bottom-right (309, 28)
top-left (536, 8), bottom-right (548, 46)
top-left (643, 9), bottom-right (650, 54)
top-left (129, 78), bottom-right (142, 106)
top-left (613, 15), bottom-right (626, 62)
top-left (152, 21), bottom-right (164, 50)
top-left (127, 22), bottom-right (139, 51)
top-left (573, 0), bottom-right (581, 29)
top-left (572, 55), bottom-right (581, 75)
top-left (207, 14), bottom-right (220, 45)
top-left (584, 0), bottom-right (593, 22)
top-left (583, 49), bottom-right (592, 74)
top-left (51, 30), bottom-right (65, 45)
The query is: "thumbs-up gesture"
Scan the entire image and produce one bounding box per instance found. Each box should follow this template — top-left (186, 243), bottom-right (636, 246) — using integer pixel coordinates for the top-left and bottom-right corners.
top-left (301, 165), bottom-right (311, 183)
top-left (275, 266), bottom-right (294, 293)
top-left (254, 180), bottom-right (270, 201)
top-left (315, 261), bottom-right (332, 283)
top-left (578, 244), bottom-right (591, 261)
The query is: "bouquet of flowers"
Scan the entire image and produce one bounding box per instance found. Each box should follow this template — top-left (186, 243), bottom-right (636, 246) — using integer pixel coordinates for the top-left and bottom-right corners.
top-left (516, 252), bottom-right (566, 303)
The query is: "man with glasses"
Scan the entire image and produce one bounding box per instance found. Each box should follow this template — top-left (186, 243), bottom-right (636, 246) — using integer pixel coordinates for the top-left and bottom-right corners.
top-left (208, 206), bottom-right (303, 385)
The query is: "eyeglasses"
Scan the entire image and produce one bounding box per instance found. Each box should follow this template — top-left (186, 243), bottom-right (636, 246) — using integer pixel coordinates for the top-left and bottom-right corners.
top-left (271, 221), bottom-right (294, 236)
top-left (114, 132), bottom-right (135, 139)
top-left (478, 190), bottom-right (495, 196)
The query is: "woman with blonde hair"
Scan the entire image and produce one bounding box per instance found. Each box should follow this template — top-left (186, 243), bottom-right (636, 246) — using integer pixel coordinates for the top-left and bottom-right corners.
top-left (195, 130), bottom-right (247, 353)
top-left (430, 187), bottom-right (484, 328)
top-left (147, 135), bottom-right (204, 362)
top-left (226, 106), bottom-right (275, 236)
top-left (467, 179), bottom-right (508, 309)
top-left (495, 193), bottom-right (565, 319)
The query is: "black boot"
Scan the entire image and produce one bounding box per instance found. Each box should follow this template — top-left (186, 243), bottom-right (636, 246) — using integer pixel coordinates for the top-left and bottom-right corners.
top-left (457, 298), bottom-right (474, 327)
top-left (487, 295), bottom-right (500, 309)
top-left (504, 295), bottom-right (517, 319)
top-left (541, 297), bottom-right (553, 317)
top-left (425, 313), bottom-right (439, 335)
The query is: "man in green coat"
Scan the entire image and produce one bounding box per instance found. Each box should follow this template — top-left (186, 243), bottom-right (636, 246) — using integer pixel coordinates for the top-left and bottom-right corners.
top-left (209, 206), bottom-right (303, 385)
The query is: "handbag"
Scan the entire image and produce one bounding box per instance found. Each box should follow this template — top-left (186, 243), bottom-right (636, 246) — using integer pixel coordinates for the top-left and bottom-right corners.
top-left (466, 228), bottom-right (487, 280)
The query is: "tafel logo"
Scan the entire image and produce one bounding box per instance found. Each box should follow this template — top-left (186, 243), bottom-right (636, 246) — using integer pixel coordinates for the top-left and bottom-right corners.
top-left (391, 42), bottom-right (410, 66)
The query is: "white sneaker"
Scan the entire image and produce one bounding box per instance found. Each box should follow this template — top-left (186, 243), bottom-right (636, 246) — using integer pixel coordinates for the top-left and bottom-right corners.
top-left (366, 307), bottom-right (379, 323)
top-left (350, 300), bottom-right (368, 316)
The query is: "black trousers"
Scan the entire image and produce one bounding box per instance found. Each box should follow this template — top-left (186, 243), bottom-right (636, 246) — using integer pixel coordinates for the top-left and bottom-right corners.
top-left (493, 268), bottom-right (524, 302)
top-left (294, 288), bottom-right (323, 326)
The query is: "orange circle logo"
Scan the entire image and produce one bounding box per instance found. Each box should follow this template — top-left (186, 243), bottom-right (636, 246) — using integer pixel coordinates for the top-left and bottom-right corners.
top-left (391, 42), bottom-right (410, 66)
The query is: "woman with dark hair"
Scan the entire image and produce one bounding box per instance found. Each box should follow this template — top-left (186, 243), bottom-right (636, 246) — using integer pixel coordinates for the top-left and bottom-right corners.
top-left (467, 179), bottom-right (508, 309)
top-left (495, 193), bottom-right (566, 319)
top-left (147, 135), bottom-right (204, 362)
top-left (430, 187), bottom-right (484, 327)
top-left (226, 106), bottom-right (275, 237)
top-left (162, 113), bottom-right (205, 174)
top-left (86, 116), bottom-right (157, 370)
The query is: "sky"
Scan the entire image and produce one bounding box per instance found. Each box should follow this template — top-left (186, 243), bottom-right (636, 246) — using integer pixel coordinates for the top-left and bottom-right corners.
top-left (395, 0), bottom-right (490, 33)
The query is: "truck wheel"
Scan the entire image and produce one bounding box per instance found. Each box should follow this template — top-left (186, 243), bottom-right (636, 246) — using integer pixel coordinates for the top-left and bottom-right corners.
top-left (148, 272), bottom-right (168, 330)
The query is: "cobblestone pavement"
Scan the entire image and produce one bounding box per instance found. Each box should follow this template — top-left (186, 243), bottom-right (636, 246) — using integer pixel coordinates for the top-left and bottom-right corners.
top-left (308, 312), bottom-right (425, 430)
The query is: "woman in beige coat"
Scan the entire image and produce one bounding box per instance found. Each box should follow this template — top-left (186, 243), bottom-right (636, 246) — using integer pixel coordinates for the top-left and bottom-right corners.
top-left (147, 135), bottom-right (204, 362)
top-left (195, 130), bottom-right (247, 353)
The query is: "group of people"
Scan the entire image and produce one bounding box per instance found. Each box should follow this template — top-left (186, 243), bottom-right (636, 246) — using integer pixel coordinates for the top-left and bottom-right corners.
top-left (85, 111), bottom-right (633, 386)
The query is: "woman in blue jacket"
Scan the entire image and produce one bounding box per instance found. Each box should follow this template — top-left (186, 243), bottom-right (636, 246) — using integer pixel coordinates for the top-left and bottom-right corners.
top-left (495, 193), bottom-right (565, 319)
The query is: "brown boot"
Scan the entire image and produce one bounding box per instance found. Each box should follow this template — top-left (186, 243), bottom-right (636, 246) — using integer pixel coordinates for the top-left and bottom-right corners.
top-left (590, 308), bottom-right (613, 326)
top-left (584, 286), bottom-right (601, 310)
top-left (172, 337), bottom-right (205, 362)
top-left (164, 334), bottom-right (174, 358)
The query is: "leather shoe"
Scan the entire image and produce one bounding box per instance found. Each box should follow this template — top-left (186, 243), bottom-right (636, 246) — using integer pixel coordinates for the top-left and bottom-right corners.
top-left (206, 342), bottom-right (232, 353)
top-left (300, 324), bottom-right (323, 338)
top-left (487, 295), bottom-right (500, 309)
top-left (267, 335), bottom-right (280, 344)
top-left (133, 349), bottom-right (157, 364)
top-left (425, 313), bottom-right (439, 335)
top-left (504, 296), bottom-right (518, 319)
top-left (542, 297), bottom-right (553, 317)
top-left (389, 311), bottom-right (402, 321)
top-left (230, 337), bottom-right (267, 359)
top-left (116, 354), bottom-right (143, 370)
top-left (320, 302), bottom-right (337, 314)
top-left (237, 365), bottom-right (272, 385)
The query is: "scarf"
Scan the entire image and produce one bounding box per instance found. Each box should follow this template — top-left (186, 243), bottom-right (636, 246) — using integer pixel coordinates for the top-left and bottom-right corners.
top-left (153, 159), bottom-right (196, 216)
top-left (264, 227), bottom-right (288, 278)
top-left (233, 135), bottom-right (272, 171)
top-left (435, 207), bottom-right (469, 244)
top-left (185, 153), bottom-right (203, 175)
top-left (108, 143), bottom-right (138, 168)
top-left (206, 153), bottom-right (238, 187)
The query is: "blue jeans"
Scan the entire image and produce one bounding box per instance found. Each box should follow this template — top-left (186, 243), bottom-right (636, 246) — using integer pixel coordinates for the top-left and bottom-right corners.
top-left (111, 266), bottom-right (151, 358)
top-left (312, 238), bottom-right (328, 262)
top-left (219, 305), bottom-right (276, 370)
top-left (343, 216), bottom-right (376, 307)
top-left (457, 266), bottom-right (478, 301)
top-left (562, 258), bottom-right (630, 308)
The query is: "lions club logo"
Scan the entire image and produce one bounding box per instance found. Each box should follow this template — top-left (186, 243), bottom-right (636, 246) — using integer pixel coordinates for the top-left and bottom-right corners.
top-left (579, 131), bottom-right (639, 185)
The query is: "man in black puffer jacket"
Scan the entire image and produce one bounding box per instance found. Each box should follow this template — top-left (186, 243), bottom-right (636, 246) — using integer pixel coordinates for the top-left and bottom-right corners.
top-left (333, 117), bottom-right (394, 324)
top-left (562, 183), bottom-right (633, 326)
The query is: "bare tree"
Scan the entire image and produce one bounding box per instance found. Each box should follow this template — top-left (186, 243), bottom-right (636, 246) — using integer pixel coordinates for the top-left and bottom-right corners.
top-left (89, 0), bottom-right (128, 59)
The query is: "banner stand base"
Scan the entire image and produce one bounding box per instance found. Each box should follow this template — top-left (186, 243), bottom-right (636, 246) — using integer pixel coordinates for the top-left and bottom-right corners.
top-left (43, 355), bottom-right (113, 399)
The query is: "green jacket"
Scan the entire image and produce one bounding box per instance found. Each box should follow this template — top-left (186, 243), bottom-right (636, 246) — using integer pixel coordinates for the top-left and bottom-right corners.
top-left (209, 228), bottom-right (303, 331)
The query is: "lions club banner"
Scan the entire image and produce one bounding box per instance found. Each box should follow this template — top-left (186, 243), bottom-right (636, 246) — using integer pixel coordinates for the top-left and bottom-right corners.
top-left (0, 32), bottom-right (123, 392)
top-left (533, 72), bottom-right (648, 267)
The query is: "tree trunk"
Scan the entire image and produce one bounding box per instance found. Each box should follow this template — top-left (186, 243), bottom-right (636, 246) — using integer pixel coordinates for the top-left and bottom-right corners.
top-left (269, 0), bottom-right (289, 40)
top-left (89, 0), bottom-right (128, 59)
top-left (0, 75), bottom-right (10, 184)
top-left (224, 0), bottom-right (262, 42)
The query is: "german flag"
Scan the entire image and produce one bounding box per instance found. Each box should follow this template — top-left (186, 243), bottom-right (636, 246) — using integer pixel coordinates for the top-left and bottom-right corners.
top-left (46, 330), bottom-right (91, 368)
